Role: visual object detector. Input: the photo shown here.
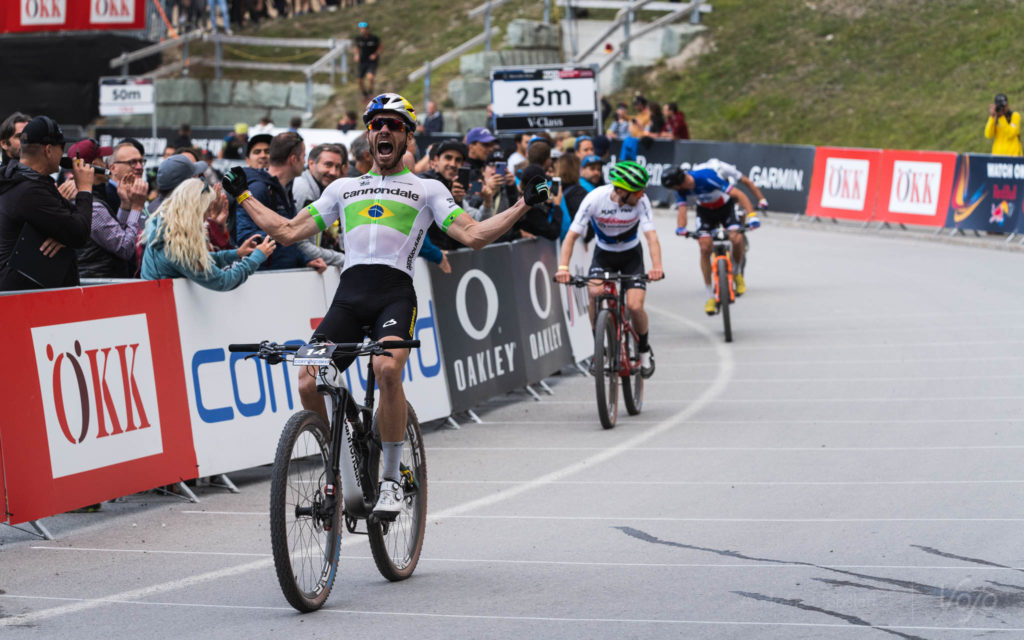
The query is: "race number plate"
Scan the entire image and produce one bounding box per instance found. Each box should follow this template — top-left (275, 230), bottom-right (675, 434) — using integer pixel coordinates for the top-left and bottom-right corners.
top-left (293, 343), bottom-right (338, 366)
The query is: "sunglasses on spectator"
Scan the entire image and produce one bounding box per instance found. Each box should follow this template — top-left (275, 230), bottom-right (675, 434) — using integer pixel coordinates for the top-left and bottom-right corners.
top-left (367, 117), bottom-right (410, 133)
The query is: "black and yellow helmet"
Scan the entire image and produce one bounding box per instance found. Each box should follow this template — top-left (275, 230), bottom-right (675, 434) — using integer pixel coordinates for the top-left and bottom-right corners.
top-left (608, 160), bottom-right (650, 192)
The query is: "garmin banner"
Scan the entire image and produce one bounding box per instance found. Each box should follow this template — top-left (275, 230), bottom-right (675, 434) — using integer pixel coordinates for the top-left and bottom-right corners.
top-left (507, 239), bottom-right (574, 383)
top-left (945, 153), bottom-right (1024, 234)
top-left (430, 246), bottom-right (529, 413)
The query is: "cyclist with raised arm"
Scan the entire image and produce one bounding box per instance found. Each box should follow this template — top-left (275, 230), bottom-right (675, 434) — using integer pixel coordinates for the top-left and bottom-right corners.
top-left (220, 93), bottom-right (549, 519)
top-left (554, 161), bottom-right (663, 378)
top-left (662, 159), bottom-right (768, 314)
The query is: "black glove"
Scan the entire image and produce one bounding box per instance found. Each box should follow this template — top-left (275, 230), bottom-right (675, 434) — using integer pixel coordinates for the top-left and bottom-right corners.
top-left (523, 175), bottom-right (550, 207)
top-left (221, 167), bottom-right (248, 200)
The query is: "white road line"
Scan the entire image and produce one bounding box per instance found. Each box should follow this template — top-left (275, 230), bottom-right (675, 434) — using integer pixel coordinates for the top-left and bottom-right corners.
top-left (646, 374), bottom-right (1024, 383)
top-left (177, 513), bottom-right (1024, 523)
top-left (471, 418), bottom-right (1020, 425)
top-left (664, 339), bottom-right (1024, 351)
top-left (429, 479), bottom-right (1024, 486)
top-left (0, 303), bottom-right (732, 627)
top-left (427, 444), bottom-right (1024, 451)
top-left (24, 548), bottom-right (1024, 571)
top-left (1, 594), bottom-right (1022, 633)
top-left (536, 395), bottom-right (1024, 404)
top-left (657, 356), bottom-right (1024, 365)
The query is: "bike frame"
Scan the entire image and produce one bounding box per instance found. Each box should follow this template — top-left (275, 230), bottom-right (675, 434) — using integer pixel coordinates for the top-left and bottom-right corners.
top-left (320, 359), bottom-right (378, 521)
top-left (711, 231), bottom-right (735, 305)
top-left (595, 276), bottom-right (642, 378)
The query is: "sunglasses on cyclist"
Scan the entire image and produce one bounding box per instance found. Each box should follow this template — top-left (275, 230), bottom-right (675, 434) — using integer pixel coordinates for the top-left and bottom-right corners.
top-left (367, 117), bottom-right (410, 133)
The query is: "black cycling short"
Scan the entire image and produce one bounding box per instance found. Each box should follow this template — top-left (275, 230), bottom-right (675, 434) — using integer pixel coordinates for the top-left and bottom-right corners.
top-left (358, 60), bottom-right (378, 78)
top-left (696, 197), bottom-right (742, 236)
top-left (589, 245), bottom-right (647, 291)
top-left (312, 264), bottom-right (417, 370)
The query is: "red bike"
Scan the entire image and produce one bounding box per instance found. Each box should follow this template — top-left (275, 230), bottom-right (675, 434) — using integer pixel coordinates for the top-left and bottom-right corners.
top-left (563, 272), bottom-right (652, 429)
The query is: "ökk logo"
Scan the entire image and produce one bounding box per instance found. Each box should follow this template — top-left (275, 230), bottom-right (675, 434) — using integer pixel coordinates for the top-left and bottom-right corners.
top-left (91, 0), bottom-right (135, 23)
top-left (821, 157), bottom-right (869, 211)
top-left (889, 160), bottom-right (941, 216)
top-left (21, 0), bottom-right (66, 25)
top-left (31, 314), bottom-right (163, 478)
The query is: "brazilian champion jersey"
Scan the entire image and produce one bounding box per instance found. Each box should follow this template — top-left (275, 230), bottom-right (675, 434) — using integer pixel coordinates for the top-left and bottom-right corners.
top-left (569, 184), bottom-right (655, 252)
top-left (306, 169), bottom-right (463, 277)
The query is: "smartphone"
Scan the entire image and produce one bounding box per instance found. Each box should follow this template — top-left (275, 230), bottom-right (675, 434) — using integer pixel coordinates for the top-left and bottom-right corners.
top-left (495, 161), bottom-right (506, 176)
top-left (457, 166), bottom-right (471, 188)
top-left (550, 177), bottom-right (561, 196)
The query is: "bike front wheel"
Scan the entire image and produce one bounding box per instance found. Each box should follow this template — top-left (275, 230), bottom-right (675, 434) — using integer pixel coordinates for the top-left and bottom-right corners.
top-left (269, 410), bottom-right (341, 612)
top-left (717, 258), bottom-right (733, 343)
top-left (368, 402), bottom-right (427, 581)
top-left (622, 328), bottom-right (644, 415)
top-left (594, 309), bottom-right (619, 429)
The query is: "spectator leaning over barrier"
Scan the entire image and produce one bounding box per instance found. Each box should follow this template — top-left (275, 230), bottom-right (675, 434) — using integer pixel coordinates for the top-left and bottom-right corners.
top-left (141, 178), bottom-right (275, 291)
top-left (0, 112), bottom-right (30, 166)
top-left (347, 132), bottom-right (372, 177)
top-left (422, 101), bottom-right (444, 134)
top-left (291, 142), bottom-right (348, 268)
top-left (234, 131), bottom-right (327, 273)
top-left (245, 133), bottom-right (273, 170)
top-left (67, 139), bottom-right (147, 279)
top-left (0, 115), bottom-right (94, 292)
top-left (986, 93), bottom-right (1022, 156)
top-left (220, 123), bottom-right (249, 160)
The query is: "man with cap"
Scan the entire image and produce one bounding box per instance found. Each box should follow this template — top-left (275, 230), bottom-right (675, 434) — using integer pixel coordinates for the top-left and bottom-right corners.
top-left (986, 93), bottom-right (1022, 156)
top-left (150, 153), bottom-right (209, 215)
top-left (220, 123), bottom-right (249, 160)
top-left (0, 116), bottom-right (94, 291)
top-left (66, 139), bottom-right (148, 279)
top-left (0, 112), bottom-right (30, 166)
top-left (563, 153), bottom-right (605, 227)
top-left (574, 135), bottom-right (595, 161)
top-left (245, 133), bottom-right (273, 170)
top-left (353, 21), bottom-right (381, 98)
top-left (465, 126), bottom-right (498, 181)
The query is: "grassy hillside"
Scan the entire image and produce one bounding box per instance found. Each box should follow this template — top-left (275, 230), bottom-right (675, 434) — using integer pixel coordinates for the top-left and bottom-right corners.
top-left (197, 0), bottom-right (1022, 153)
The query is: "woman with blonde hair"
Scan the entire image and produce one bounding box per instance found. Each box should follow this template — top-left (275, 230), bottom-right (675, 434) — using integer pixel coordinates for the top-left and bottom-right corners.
top-left (141, 178), bottom-right (276, 290)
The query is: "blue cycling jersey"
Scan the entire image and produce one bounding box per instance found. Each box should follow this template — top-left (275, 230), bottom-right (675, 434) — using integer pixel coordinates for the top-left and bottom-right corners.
top-left (674, 163), bottom-right (742, 209)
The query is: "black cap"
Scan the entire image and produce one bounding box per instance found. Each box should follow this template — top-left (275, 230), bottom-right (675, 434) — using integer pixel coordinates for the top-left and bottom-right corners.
top-left (432, 139), bottom-right (468, 161)
top-left (995, 93), bottom-right (1009, 108)
top-left (20, 115), bottom-right (65, 146)
top-left (246, 133), bottom-right (273, 156)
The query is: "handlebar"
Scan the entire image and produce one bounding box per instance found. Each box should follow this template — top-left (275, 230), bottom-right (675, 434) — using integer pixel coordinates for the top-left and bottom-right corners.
top-left (554, 272), bottom-right (658, 287)
top-left (228, 339), bottom-right (420, 362)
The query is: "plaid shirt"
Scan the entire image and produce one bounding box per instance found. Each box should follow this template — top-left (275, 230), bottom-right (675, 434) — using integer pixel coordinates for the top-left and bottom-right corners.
top-left (90, 199), bottom-right (143, 261)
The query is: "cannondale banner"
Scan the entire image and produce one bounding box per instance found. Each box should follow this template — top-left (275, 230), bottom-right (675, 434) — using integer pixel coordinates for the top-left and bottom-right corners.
top-left (430, 245), bottom-right (529, 413)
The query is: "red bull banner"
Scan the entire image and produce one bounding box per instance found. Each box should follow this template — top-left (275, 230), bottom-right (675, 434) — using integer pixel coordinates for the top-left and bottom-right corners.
top-left (945, 154), bottom-right (1024, 234)
top-left (0, 282), bottom-right (197, 524)
top-left (874, 150), bottom-right (958, 227)
top-left (805, 147), bottom-right (883, 221)
top-left (0, 0), bottom-right (146, 34)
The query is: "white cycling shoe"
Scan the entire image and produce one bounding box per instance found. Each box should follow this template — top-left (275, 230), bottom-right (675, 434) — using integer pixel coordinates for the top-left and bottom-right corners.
top-left (640, 348), bottom-right (655, 378)
top-left (373, 479), bottom-right (404, 520)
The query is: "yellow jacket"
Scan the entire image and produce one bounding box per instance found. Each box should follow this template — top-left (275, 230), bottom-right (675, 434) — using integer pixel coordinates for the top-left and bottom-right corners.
top-left (985, 112), bottom-right (1023, 156)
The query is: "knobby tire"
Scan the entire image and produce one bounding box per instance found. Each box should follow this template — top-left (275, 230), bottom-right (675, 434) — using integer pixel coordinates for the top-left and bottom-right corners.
top-left (622, 327), bottom-right (643, 416)
top-left (718, 258), bottom-right (733, 343)
top-left (594, 309), bottom-right (619, 429)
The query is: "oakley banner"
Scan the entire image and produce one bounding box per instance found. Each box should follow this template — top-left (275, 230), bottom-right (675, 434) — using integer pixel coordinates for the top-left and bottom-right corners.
top-left (430, 246), bottom-right (528, 413)
top-left (675, 141), bottom-right (816, 214)
top-left (806, 147), bottom-right (884, 221)
top-left (0, 281), bottom-right (197, 524)
top-left (945, 154), bottom-right (1024, 234)
top-left (507, 239), bottom-right (574, 383)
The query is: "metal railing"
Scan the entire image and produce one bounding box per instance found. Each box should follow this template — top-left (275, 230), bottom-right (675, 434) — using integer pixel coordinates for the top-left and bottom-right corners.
top-left (597, 0), bottom-right (703, 71)
top-left (109, 30), bottom-right (349, 116)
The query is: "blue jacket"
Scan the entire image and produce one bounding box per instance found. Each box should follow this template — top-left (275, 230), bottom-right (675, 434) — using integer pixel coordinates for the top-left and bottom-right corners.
top-left (234, 168), bottom-right (308, 270)
top-left (141, 216), bottom-right (267, 291)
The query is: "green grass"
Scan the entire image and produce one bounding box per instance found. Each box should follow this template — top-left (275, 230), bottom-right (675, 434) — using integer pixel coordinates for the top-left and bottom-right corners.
top-left (186, 0), bottom-right (1023, 152)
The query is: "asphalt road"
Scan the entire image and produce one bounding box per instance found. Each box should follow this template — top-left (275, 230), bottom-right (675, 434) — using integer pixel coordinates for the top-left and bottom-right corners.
top-left (3, 211), bottom-right (1024, 640)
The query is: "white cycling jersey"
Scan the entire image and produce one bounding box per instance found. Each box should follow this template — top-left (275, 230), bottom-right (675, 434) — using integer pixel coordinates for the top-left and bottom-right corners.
top-left (569, 184), bottom-right (655, 252)
top-left (305, 169), bottom-right (463, 277)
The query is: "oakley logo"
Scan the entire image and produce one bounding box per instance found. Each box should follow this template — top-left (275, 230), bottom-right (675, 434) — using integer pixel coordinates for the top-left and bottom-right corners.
top-left (455, 269), bottom-right (498, 340)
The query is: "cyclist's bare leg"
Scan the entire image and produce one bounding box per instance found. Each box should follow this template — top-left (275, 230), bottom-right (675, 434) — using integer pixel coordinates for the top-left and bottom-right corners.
top-left (372, 338), bottom-right (411, 444)
top-left (299, 369), bottom-right (328, 422)
top-left (586, 281), bottom-right (603, 327)
top-left (729, 230), bottom-right (745, 269)
top-left (626, 288), bottom-right (648, 334)
top-left (698, 236), bottom-right (713, 287)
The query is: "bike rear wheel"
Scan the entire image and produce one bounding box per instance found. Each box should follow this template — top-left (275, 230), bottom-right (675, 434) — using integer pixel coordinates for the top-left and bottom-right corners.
top-left (269, 410), bottom-right (341, 612)
top-left (717, 258), bottom-right (733, 343)
top-left (622, 328), bottom-right (643, 415)
top-left (368, 402), bottom-right (427, 581)
top-left (594, 309), bottom-right (619, 429)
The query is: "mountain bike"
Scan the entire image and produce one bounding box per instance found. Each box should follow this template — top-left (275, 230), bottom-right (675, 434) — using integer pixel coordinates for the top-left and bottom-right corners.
top-left (561, 272), bottom-right (652, 429)
top-left (227, 338), bottom-right (426, 612)
top-left (691, 226), bottom-right (745, 342)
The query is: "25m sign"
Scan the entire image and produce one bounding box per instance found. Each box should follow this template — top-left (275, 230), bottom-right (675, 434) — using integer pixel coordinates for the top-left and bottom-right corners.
top-left (491, 65), bottom-right (598, 132)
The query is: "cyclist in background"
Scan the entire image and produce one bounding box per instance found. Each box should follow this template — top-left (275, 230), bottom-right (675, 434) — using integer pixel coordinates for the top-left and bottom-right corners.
top-left (221, 93), bottom-right (549, 518)
top-left (555, 161), bottom-right (663, 378)
top-left (663, 159), bottom-right (768, 315)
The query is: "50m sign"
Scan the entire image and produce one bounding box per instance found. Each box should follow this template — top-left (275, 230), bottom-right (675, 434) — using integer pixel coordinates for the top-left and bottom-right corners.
top-left (99, 76), bottom-right (155, 116)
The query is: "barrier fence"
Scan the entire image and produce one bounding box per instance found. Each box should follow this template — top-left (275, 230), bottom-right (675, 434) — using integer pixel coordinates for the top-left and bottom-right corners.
top-left (0, 238), bottom-right (593, 526)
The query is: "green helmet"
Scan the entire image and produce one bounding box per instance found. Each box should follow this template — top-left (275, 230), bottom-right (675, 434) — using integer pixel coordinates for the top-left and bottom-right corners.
top-left (608, 160), bottom-right (650, 192)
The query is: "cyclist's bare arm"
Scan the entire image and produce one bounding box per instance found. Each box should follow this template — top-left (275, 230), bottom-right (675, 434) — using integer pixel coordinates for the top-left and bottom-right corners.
top-left (645, 229), bottom-right (665, 280)
top-left (555, 230), bottom-right (581, 283)
top-left (445, 197), bottom-right (529, 250)
top-left (237, 196), bottom-right (319, 245)
top-left (676, 202), bottom-right (688, 229)
top-left (730, 188), bottom-right (755, 216)
top-left (739, 176), bottom-right (767, 205)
